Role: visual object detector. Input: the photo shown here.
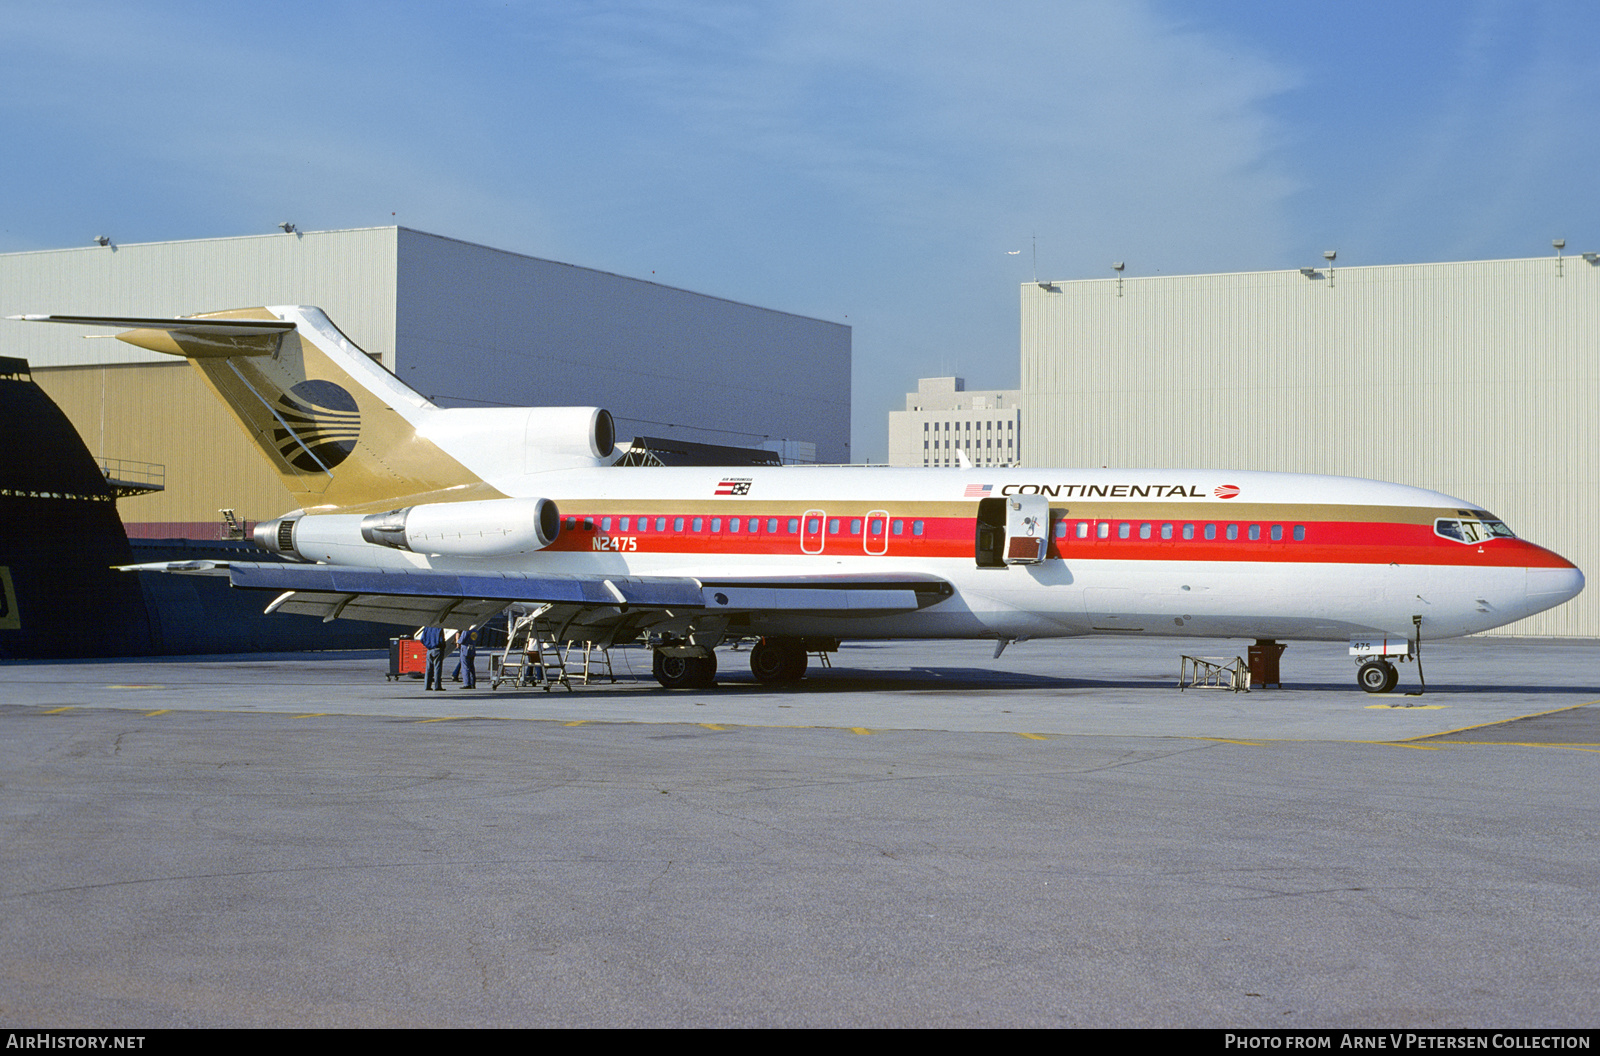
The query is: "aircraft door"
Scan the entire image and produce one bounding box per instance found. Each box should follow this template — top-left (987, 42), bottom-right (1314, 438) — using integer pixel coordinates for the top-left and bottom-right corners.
top-left (1004, 494), bottom-right (1049, 563)
top-left (802, 509), bottom-right (825, 554)
top-left (865, 510), bottom-right (889, 555)
top-left (976, 495), bottom-right (1050, 567)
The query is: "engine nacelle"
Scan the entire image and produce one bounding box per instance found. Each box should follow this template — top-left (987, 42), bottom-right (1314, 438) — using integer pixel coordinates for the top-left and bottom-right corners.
top-left (254, 497), bottom-right (561, 562)
top-left (417, 406), bottom-right (616, 474)
top-left (359, 497), bottom-right (561, 557)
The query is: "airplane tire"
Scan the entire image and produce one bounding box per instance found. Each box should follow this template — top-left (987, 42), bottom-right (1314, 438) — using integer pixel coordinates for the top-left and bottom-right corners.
top-left (653, 650), bottom-right (717, 689)
top-left (751, 638), bottom-right (807, 683)
top-left (1357, 659), bottom-right (1399, 694)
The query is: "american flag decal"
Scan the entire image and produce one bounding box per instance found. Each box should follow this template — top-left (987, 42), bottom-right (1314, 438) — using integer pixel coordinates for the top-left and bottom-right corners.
top-left (715, 479), bottom-right (752, 496)
top-left (964, 483), bottom-right (993, 498)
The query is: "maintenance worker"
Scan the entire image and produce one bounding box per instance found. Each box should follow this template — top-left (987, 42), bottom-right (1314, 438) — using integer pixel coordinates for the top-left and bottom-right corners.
top-left (456, 624), bottom-right (481, 689)
top-left (420, 625), bottom-right (446, 691)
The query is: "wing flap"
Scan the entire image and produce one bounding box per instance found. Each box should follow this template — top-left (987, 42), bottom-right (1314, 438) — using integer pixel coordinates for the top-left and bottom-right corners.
top-left (701, 586), bottom-right (921, 613)
top-left (122, 561), bottom-right (953, 629)
top-left (225, 564), bottom-right (707, 609)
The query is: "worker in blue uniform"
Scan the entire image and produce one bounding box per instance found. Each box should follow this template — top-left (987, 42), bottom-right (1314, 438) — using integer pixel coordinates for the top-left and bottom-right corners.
top-left (421, 625), bottom-right (446, 691)
top-left (456, 624), bottom-right (481, 689)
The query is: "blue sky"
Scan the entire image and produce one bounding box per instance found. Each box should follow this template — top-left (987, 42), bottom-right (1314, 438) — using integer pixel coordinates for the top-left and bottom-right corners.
top-left (4, 1), bottom-right (1597, 460)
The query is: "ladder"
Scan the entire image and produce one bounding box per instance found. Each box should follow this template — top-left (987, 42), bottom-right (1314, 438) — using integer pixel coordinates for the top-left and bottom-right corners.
top-left (490, 606), bottom-right (572, 692)
top-left (1178, 655), bottom-right (1251, 692)
top-left (568, 642), bottom-right (616, 685)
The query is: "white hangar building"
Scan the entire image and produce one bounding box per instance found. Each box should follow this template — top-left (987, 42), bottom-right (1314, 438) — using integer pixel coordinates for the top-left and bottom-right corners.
top-left (0, 227), bottom-right (850, 538)
top-left (1019, 253), bottom-right (1598, 637)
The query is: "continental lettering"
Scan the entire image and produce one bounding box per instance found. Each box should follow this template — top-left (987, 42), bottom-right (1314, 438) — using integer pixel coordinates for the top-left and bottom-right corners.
top-left (1000, 484), bottom-right (1208, 499)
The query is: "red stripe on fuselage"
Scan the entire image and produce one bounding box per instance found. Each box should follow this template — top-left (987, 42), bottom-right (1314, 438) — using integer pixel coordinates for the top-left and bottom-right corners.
top-left (545, 512), bottom-right (1573, 569)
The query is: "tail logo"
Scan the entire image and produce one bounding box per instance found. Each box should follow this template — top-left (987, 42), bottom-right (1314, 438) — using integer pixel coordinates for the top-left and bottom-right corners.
top-left (273, 380), bottom-right (360, 472)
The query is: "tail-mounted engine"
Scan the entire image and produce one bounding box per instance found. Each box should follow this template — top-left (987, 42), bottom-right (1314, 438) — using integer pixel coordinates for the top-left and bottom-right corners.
top-left (255, 497), bottom-right (561, 561)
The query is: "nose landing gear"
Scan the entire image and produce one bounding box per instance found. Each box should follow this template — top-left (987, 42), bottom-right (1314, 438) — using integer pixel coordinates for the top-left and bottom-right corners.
top-left (1357, 658), bottom-right (1400, 694)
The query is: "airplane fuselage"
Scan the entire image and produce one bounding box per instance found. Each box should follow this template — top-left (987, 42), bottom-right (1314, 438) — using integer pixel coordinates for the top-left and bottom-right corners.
top-left (280, 464), bottom-right (1581, 644)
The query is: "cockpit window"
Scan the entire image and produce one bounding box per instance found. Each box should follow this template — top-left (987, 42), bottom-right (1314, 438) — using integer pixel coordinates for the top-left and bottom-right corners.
top-left (1435, 516), bottom-right (1516, 543)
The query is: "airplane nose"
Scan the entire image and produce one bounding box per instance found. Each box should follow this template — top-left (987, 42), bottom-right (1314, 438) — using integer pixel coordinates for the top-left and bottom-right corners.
top-left (1527, 565), bottom-right (1585, 607)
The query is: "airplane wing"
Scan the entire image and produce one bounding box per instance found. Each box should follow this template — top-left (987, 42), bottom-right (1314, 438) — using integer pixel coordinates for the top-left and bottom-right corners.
top-left (124, 561), bottom-right (952, 639)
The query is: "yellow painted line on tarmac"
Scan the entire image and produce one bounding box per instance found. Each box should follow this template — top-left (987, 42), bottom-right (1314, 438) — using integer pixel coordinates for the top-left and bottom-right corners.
top-left (850, 727), bottom-right (875, 735)
top-left (1193, 737), bottom-right (1263, 746)
top-left (698, 724), bottom-right (727, 731)
top-left (417, 716), bottom-right (467, 723)
top-left (1366, 741), bottom-right (1446, 750)
top-left (1399, 698), bottom-right (1600, 742)
top-left (143, 709), bottom-right (171, 717)
top-left (1015, 732), bottom-right (1049, 741)
top-left (564, 720), bottom-right (588, 727)
top-left (293, 713), bottom-right (330, 719)
top-left (1437, 741), bottom-right (1600, 753)
top-left (1364, 703), bottom-right (1446, 710)
top-left (41, 706), bottom-right (75, 715)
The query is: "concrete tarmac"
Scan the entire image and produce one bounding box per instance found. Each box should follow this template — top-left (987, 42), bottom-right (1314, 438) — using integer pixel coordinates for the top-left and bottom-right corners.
top-left (2, 636), bottom-right (1597, 1027)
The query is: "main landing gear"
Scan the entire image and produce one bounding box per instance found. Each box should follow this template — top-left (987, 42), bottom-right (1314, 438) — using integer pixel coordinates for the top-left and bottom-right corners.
top-left (650, 636), bottom-right (815, 688)
top-left (749, 637), bottom-right (809, 684)
top-left (652, 650), bottom-right (717, 689)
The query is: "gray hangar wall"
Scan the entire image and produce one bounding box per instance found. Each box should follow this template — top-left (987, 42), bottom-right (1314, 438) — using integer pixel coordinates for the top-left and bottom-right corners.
top-left (392, 229), bottom-right (851, 463)
top-left (1021, 256), bottom-right (1598, 638)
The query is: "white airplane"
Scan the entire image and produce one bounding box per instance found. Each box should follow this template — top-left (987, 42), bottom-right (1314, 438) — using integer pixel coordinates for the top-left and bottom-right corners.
top-left (14, 306), bottom-right (1585, 693)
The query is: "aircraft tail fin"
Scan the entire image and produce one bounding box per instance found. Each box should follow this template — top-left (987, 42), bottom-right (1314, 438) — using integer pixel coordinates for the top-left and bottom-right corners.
top-left (12, 307), bottom-right (497, 513)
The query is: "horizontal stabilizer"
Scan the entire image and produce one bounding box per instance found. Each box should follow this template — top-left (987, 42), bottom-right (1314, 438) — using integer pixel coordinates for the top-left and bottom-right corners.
top-left (10, 314), bottom-right (296, 334)
top-left (10, 313), bottom-right (295, 358)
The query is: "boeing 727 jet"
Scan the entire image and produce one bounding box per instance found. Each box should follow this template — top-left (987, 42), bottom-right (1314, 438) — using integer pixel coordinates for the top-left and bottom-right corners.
top-left (14, 306), bottom-right (1584, 692)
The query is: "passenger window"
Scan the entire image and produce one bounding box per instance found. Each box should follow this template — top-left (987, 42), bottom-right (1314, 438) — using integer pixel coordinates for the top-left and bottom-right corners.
top-left (912, 520), bottom-right (924, 536)
top-left (1247, 525), bottom-right (1260, 541)
top-left (619, 517), bottom-right (630, 531)
top-left (729, 518), bottom-right (740, 533)
top-left (787, 518), bottom-right (799, 534)
top-left (1161, 523), bottom-right (1173, 540)
top-left (601, 516), bottom-right (611, 532)
top-left (767, 518), bottom-right (779, 534)
top-left (1225, 524), bottom-right (1238, 541)
top-left (1181, 524), bottom-right (1194, 540)
top-left (1139, 523), bottom-right (1152, 540)
top-left (1204, 524), bottom-right (1216, 540)
top-left (656, 517), bottom-right (667, 532)
top-left (1118, 523), bottom-right (1131, 540)
top-left (1097, 522), bottom-right (1110, 540)
top-left (711, 517), bottom-right (721, 533)
top-left (806, 517), bottom-right (820, 533)
top-left (829, 518), bottom-right (840, 534)
top-left (1293, 525), bottom-right (1306, 541)
top-left (892, 519), bottom-right (904, 535)
top-left (1270, 524), bottom-right (1283, 541)
top-left (1077, 522), bottom-right (1089, 539)
top-left (564, 517), bottom-right (576, 530)
top-left (1054, 520), bottom-right (1067, 539)
top-left (851, 518), bottom-right (862, 534)
top-left (869, 518), bottom-right (884, 535)
top-left (693, 517), bottom-right (703, 532)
